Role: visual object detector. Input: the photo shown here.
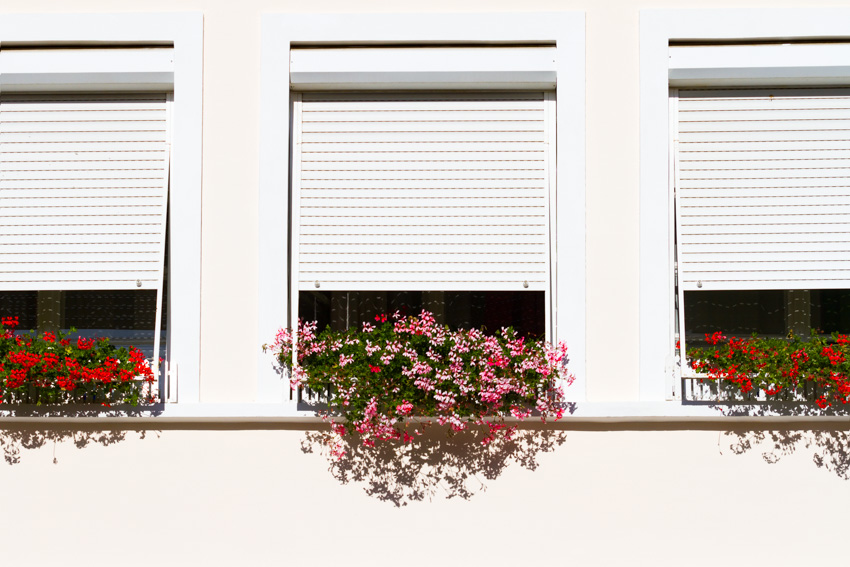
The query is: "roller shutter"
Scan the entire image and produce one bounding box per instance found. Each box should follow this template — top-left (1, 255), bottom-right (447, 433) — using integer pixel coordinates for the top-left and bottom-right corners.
top-left (674, 86), bottom-right (850, 291)
top-left (0, 92), bottom-right (171, 291)
top-left (291, 91), bottom-right (555, 293)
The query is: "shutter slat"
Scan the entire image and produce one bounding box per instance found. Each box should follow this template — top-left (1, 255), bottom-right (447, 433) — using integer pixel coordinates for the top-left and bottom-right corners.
top-left (304, 110), bottom-right (544, 122)
top-left (300, 179), bottom-right (545, 190)
top-left (0, 244), bottom-right (162, 255)
top-left (301, 187), bottom-right (545, 198)
top-left (301, 120), bottom-right (544, 134)
top-left (301, 235), bottom-right (547, 246)
top-left (301, 170), bottom-right (546, 181)
top-left (682, 251), bottom-right (850, 262)
top-left (683, 242), bottom-right (850, 253)
top-left (302, 160), bottom-right (544, 173)
top-left (679, 187), bottom-right (850, 198)
top-left (301, 141), bottom-right (545, 153)
top-left (301, 244), bottom-right (545, 254)
top-left (0, 234), bottom-right (160, 245)
top-left (679, 130), bottom-right (850, 143)
top-left (301, 131), bottom-right (545, 143)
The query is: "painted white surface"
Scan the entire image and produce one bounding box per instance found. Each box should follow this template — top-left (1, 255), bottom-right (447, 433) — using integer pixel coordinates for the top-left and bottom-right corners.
top-left (670, 43), bottom-right (850, 86)
top-left (290, 46), bottom-right (557, 90)
top-left (0, 426), bottom-right (848, 566)
top-left (0, 47), bottom-right (174, 91)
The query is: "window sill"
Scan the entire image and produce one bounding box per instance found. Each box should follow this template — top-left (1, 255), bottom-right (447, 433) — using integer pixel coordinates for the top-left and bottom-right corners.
top-left (0, 400), bottom-right (846, 424)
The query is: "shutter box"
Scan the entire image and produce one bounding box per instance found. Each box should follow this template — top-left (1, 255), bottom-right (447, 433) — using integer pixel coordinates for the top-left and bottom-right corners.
top-left (0, 48), bottom-right (174, 92)
top-left (290, 46), bottom-right (557, 91)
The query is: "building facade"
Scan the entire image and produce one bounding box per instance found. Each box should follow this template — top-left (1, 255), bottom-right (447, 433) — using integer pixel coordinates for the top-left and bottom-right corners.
top-left (1, 2), bottom-right (848, 566)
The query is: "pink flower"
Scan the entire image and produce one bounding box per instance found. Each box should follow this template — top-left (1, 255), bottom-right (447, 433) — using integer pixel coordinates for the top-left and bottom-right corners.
top-left (509, 405), bottom-right (532, 419)
top-left (396, 400), bottom-right (414, 416)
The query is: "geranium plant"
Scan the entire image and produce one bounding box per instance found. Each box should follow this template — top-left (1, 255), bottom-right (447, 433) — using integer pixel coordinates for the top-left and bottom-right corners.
top-left (0, 316), bottom-right (156, 406)
top-left (687, 331), bottom-right (850, 409)
top-left (267, 310), bottom-right (571, 454)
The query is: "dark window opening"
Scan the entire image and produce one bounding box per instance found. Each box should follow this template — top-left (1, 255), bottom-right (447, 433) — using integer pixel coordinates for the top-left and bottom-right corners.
top-left (684, 289), bottom-right (850, 346)
top-left (299, 290), bottom-right (545, 339)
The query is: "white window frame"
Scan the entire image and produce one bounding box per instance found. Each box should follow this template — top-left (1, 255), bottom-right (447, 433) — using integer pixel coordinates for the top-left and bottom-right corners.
top-left (0, 14), bottom-right (203, 403)
top-left (258, 12), bottom-right (586, 403)
top-left (639, 8), bottom-right (850, 401)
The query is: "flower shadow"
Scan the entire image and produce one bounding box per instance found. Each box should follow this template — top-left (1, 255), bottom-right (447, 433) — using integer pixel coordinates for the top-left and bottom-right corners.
top-left (718, 404), bottom-right (850, 480)
top-left (0, 426), bottom-right (155, 465)
top-left (301, 424), bottom-right (567, 507)
top-left (0, 406), bottom-right (162, 465)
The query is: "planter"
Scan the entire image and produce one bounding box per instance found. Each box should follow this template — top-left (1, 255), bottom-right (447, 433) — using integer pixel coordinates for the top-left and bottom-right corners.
top-left (266, 311), bottom-right (571, 451)
top-left (1, 317), bottom-right (156, 407)
top-left (686, 331), bottom-right (850, 408)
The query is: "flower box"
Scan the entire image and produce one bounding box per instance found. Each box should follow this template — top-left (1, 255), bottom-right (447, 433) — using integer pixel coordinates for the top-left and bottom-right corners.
top-left (686, 331), bottom-right (850, 408)
top-left (266, 311), bottom-right (570, 454)
top-left (0, 316), bottom-right (156, 407)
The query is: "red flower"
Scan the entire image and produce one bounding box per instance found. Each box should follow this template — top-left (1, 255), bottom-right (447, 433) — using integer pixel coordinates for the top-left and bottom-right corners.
top-left (821, 346), bottom-right (845, 366)
top-left (705, 332), bottom-right (726, 345)
top-left (7, 369), bottom-right (26, 389)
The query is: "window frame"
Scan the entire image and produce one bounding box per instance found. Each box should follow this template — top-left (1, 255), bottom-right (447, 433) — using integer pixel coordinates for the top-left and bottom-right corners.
top-left (258, 12), bottom-right (586, 403)
top-left (0, 13), bottom-right (203, 403)
top-left (639, 8), bottom-right (850, 401)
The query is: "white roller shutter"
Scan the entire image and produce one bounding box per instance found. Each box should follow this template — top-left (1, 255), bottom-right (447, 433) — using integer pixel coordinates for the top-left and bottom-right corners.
top-left (674, 86), bottom-right (850, 291)
top-left (291, 91), bottom-right (555, 293)
top-left (0, 92), bottom-right (171, 292)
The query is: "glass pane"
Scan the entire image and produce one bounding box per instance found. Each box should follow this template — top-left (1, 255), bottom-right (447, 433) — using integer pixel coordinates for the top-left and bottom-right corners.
top-left (0, 291), bottom-right (38, 330)
top-left (684, 289), bottom-right (850, 345)
top-left (299, 290), bottom-right (546, 339)
top-left (0, 289), bottom-right (166, 359)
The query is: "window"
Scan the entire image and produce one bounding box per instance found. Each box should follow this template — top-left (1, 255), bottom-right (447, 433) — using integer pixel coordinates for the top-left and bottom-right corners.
top-left (0, 14), bottom-right (202, 403)
top-left (291, 86), bottom-right (553, 338)
top-left (259, 12), bottom-right (586, 402)
top-left (640, 9), bottom-right (850, 400)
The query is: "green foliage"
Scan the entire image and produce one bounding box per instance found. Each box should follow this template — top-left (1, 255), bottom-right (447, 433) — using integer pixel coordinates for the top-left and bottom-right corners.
top-left (269, 312), bottom-right (569, 449)
top-left (0, 317), bottom-right (155, 406)
top-left (687, 331), bottom-right (850, 408)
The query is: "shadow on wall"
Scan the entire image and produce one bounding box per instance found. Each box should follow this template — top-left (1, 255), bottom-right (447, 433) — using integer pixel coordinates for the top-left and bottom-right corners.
top-left (719, 405), bottom-right (850, 480)
top-left (301, 425), bottom-right (567, 507)
top-left (0, 425), bottom-right (155, 465)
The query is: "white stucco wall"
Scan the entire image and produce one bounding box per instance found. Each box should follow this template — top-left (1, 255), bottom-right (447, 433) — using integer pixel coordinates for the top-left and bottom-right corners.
top-left (1, 1), bottom-right (849, 565)
top-left (2, 424), bottom-right (848, 566)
